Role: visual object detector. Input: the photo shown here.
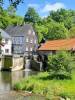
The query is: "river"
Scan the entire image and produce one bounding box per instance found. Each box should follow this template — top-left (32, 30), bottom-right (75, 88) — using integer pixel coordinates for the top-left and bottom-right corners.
top-left (0, 70), bottom-right (45, 100)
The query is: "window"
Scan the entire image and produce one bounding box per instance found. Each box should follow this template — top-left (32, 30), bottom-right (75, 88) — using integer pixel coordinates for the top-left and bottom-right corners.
top-left (33, 32), bottom-right (35, 35)
top-left (13, 45), bottom-right (24, 54)
top-left (12, 36), bottom-right (24, 44)
top-left (30, 48), bottom-right (32, 51)
top-left (34, 40), bottom-right (36, 44)
top-left (30, 39), bottom-right (33, 43)
top-left (5, 39), bottom-right (8, 44)
top-left (5, 49), bottom-right (9, 53)
top-left (26, 38), bottom-right (29, 42)
top-left (28, 30), bottom-right (31, 35)
top-left (26, 47), bottom-right (28, 51)
top-left (2, 39), bottom-right (5, 43)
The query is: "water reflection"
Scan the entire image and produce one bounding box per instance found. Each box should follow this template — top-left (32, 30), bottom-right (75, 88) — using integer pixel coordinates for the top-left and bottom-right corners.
top-left (0, 70), bottom-right (37, 93)
top-left (0, 71), bottom-right (46, 100)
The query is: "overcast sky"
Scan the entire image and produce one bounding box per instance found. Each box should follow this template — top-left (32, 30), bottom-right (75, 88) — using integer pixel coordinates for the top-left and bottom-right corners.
top-left (3, 0), bottom-right (75, 17)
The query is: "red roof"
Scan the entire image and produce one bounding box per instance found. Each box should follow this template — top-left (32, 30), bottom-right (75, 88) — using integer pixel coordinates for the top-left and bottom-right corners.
top-left (38, 38), bottom-right (75, 51)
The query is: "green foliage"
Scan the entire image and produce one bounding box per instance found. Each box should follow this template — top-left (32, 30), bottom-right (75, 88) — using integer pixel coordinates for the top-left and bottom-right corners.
top-left (0, 7), bottom-right (23, 29)
top-left (34, 23), bottom-right (48, 42)
top-left (50, 9), bottom-right (75, 29)
top-left (48, 51), bottom-right (72, 79)
top-left (24, 7), bottom-right (41, 24)
top-left (33, 9), bottom-right (75, 41)
top-left (0, 0), bottom-right (23, 8)
top-left (69, 25), bottom-right (75, 38)
top-left (46, 22), bottom-right (68, 40)
top-left (7, 5), bottom-right (16, 16)
top-left (14, 71), bottom-right (75, 100)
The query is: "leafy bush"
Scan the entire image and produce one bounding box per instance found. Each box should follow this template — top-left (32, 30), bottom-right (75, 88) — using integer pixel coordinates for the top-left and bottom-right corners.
top-left (48, 51), bottom-right (73, 79)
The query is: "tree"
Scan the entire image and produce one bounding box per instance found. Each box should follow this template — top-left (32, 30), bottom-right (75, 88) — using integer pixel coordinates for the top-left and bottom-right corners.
top-left (34, 23), bottom-right (48, 43)
top-left (0, 7), bottom-right (23, 29)
top-left (48, 51), bottom-right (72, 79)
top-left (69, 26), bottom-right (75, 38)
top-left (50, 9), bottom-right (75, 29)
top-left (46, 22), bottom-right (68, 40)
top-left (0, 0), bottom-right (23, 8)
top-left (24, 7), bottom-right (41, 24)
top-left (7, 5), bottom-right (16, 16)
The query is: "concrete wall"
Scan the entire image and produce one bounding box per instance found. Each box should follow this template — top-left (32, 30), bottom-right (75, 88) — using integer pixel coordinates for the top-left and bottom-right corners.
top-left (1, 55), bottom-right (24, 71)
top-left (12, 56), bottom-right (24, 71)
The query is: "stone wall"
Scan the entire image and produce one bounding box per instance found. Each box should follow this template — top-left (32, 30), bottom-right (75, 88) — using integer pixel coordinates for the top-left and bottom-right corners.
top-left (1, 55), bottom-right (24, 71)
top-left (11, 56), bottom-right (24, 71)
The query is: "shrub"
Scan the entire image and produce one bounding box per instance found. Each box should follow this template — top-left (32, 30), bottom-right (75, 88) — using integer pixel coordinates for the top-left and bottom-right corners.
top-left (48, 51), bottom-right (73, 79)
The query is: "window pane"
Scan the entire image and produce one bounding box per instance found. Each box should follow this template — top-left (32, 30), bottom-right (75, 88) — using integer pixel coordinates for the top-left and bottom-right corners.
top-left (30, 48), bottom-right (32, 51)
top-left (26, 47), bottom-right (28, 51)
top-left (26, 38), bottom-right (29, 42)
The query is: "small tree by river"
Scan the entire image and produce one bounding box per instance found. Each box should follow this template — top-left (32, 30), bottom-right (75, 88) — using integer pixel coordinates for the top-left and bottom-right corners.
top-left (48, 51), bottom-right (73, 79)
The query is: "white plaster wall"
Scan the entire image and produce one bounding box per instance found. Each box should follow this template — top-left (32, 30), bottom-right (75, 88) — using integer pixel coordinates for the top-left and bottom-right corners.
top-left (1, 39), bottom-right (12, 55)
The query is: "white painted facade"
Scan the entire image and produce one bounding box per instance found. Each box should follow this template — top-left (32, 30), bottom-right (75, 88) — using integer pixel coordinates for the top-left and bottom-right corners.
top-left (0, 29), bottom-right (12, 55)
top-left (1, 39), bottom-right (12, 55)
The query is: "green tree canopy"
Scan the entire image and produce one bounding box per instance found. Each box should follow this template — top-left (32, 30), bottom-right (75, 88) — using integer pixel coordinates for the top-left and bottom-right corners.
top-left (0, 0), bottom-right (23, 8)
top-left (50, 9), bottom-right (75, 29)
top-left (46, 22), bottom-right (68, 40)
top-left (48, 51), bottom-right (73, 79)
top-left (0, 7), bottom-right (23, 29)
top-left (69, 26), bottom-right (75, 38)
top-left (24, 7), bottom-right (41, 24)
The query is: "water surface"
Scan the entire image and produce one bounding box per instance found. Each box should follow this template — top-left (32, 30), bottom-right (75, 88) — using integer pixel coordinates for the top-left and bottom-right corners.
top-left (0, 70), bottom-right (45, 100)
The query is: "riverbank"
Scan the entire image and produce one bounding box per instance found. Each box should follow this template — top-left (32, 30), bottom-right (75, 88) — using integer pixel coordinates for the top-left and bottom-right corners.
top-left (14, 71), bottom-right (75, 100)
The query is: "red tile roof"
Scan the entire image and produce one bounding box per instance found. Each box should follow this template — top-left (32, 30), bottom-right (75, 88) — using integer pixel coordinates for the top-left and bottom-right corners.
top-left (38, 38), bottom-right (75, 51)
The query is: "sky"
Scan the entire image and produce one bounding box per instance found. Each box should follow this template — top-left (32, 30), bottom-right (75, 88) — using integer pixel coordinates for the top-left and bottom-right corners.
top-left (3, 0), bottom-right (75, 17)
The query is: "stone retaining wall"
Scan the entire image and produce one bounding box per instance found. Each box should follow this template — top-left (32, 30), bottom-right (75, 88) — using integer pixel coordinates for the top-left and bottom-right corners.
top-left (1, 55), bottom-right (24, 71)
top-left (11, 56), bottom-right (24, 71)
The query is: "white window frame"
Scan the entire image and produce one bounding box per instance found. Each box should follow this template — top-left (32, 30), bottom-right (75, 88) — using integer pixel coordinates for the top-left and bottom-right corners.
top-left (30, 48), bottom-right (32, 51)
top-left (33, 32), bottom-right (35, 35)
top-left (30, 39), bottom-right (33, 43)
top-left (26, 38), bottom-right (29, 42)
top-left (34, 40), bottom-right (36, 44)
top-left (28, 30), bottom-right (31, 35)
top-left (26, 47), bottom-right (28, 51)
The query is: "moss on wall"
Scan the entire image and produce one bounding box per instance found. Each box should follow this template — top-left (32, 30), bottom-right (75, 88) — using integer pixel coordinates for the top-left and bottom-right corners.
top-left (4, 56), bottom-right (12, 69)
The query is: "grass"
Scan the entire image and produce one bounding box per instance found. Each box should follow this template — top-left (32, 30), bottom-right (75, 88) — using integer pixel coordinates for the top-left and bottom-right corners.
top-left (14, 70), bottom-right (75, 100)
